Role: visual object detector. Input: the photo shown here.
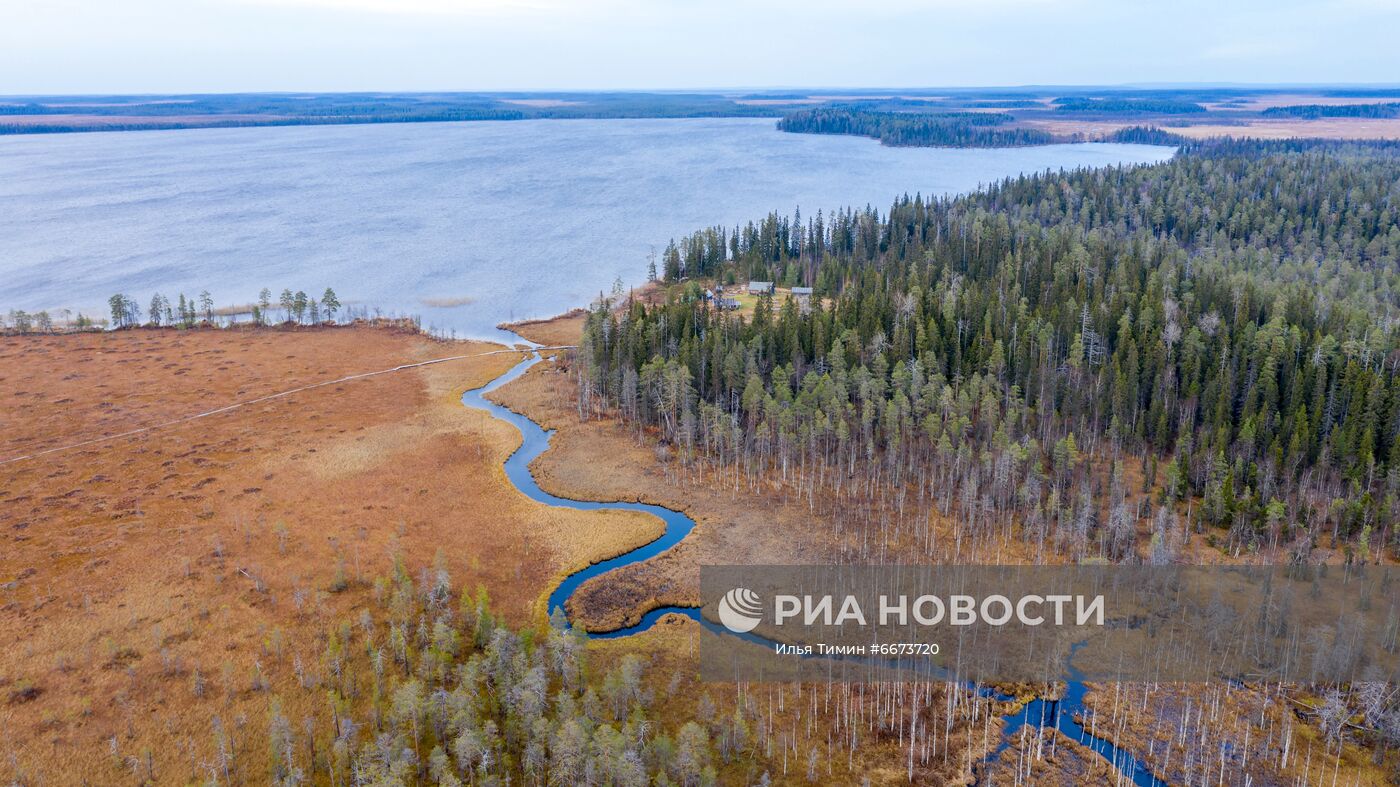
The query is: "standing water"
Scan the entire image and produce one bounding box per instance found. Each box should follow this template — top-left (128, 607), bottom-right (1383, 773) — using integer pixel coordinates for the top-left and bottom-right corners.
top-left (0, 120), bottom-right (1171, 341)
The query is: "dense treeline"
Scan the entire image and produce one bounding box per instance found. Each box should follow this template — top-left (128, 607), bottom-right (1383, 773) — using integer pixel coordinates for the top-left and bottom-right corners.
top-left (1052, 97), bottom-right (1207, 114)
top-left (946, 99), bottom-right (1042, 109)
top-left (0, 93), bottom-right (783, 135)
top-left (580, 139), bottom-right (1400, 563)
top-left (1262, 103), bottom-right (1400, 119)
top-left (0, 112), bottom-right (527, 135)
top-left (777, 108), bottom-right (1056, 148)
top-left (1100, 126), bottom-right (1190, 146)
top-left (103, 287), bottom-right (342, 329)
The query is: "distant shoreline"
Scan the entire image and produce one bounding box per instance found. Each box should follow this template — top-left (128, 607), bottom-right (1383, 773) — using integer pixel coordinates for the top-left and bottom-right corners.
top-left (4, 88), bottom-right (1400, 141)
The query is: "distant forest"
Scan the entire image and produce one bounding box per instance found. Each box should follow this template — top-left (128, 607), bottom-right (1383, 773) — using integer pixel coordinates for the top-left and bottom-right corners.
top-left (1100, 126), bottom-right (1192, 145)
top-left (0, 92), bottom-right (781, 134)
top-left (1051, 96), bottom-right (1207, 113)
top-left (579, 138), bottom-right (1400, 564)
top-left (776, 108), bottom-right (1056, 148)
top-left (1263, 102), bottom-right (1400, 119)
top-left (5, 87), bottom-right (1400, 138)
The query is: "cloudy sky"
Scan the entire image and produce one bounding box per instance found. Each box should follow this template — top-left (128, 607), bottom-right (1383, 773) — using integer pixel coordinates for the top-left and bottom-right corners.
top-left (2, 0), bottom-right (1396, 93)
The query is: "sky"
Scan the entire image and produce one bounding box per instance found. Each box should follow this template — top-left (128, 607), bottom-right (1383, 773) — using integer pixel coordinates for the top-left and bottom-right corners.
top-left (2, 0), bottom-right (1398, 94)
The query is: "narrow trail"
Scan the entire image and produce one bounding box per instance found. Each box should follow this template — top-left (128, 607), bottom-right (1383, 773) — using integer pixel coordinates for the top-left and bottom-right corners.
top-left (0, 344), bottom-right (574, 467)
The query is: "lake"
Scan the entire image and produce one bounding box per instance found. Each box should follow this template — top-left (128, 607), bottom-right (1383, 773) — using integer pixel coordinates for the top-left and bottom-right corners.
top-left (0, 119), bottom-right (1172, 341)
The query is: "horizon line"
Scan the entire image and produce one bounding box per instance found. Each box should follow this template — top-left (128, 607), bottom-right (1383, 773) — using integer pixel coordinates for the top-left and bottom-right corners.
top-left (6, 81), bottom-right (1400, 99)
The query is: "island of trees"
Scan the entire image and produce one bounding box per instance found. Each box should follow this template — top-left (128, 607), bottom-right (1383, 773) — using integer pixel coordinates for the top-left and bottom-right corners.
top-left (776, 108), bottom-right (1056, 148)
top-left (1263, 102), bottom-right (1400, 119)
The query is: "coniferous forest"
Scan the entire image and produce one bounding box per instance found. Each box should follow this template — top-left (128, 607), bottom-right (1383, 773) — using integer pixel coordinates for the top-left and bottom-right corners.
top-left (776, 107), bottom-right (1057, 148)
top-left (579, 138), bottom-right (1400, 564)
top-left (1263, 102), bottom-right (1400, 119)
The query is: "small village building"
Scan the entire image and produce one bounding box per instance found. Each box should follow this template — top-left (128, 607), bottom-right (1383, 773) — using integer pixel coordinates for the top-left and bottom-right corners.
top-left (791, 286), bottom-right (814, 299)
top-left (747, 281), bottom-right (774, 295)
top-left (718, 297), bottom-right (741, 310)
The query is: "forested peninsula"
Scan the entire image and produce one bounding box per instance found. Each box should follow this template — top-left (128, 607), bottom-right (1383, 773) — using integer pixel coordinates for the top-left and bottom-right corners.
top-left (775, 108), bottom-right (1057, 147)
top-left (579, 138), bottom-right (1400, 564)
top-left (773, 107), bottom-right (1199, 148)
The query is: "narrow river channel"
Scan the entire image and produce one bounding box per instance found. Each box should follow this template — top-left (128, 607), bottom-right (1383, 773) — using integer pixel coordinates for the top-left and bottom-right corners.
top-left (463, 351), bottom-right (1168, 786)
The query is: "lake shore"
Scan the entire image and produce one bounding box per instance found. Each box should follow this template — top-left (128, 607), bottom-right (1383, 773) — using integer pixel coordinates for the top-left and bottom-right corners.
top-left (0, 119), bottom-right (1172, 341)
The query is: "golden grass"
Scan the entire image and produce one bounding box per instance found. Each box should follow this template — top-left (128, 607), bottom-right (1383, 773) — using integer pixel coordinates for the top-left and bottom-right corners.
top-left (1209, 94), bottom-right (1400, 111)
top-left (1164, 119), bottom-right (1400, 140)
top-left (1022, 116), bottom-right (1400, 142)
top-left (502, 309), bottom-right (589, 348)
top-left (981, 727), bottom-right (1125, 785)
top-left (0, 323), bottom-right (662, 782)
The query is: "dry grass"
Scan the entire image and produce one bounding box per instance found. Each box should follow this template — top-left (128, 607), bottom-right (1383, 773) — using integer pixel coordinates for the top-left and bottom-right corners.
top-left (1164, 118), bottom-right (1400, 140)
top-left (1207, 94), bottom-right (1400, 111)
top-left (503, 309), bottom-right (589, 348)
top-left (1022, 116), bottom-right (1400, 142)
top-left (980, 727), bottom-right (1126, 785)
top-left (0, 324), bottom-right (660, 782)
top-left (9, 309), bottom-right (1370, 781)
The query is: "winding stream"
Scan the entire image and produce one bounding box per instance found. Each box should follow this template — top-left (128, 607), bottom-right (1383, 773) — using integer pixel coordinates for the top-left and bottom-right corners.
top-left (463, 352), bottom-right (1168, 785)
top-left (461, 351), bottom-right (702, 635)
top-left (983, 643), bottom-right (1168, 786)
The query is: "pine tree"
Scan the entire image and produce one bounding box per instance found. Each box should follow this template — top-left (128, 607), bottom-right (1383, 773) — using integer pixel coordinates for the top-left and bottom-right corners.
top-left (279, 289), bottom-right (295, 322)
top-left (321, 288), bottom-right (340, 322)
